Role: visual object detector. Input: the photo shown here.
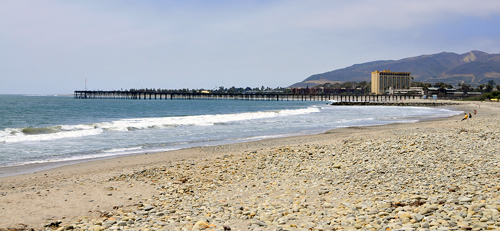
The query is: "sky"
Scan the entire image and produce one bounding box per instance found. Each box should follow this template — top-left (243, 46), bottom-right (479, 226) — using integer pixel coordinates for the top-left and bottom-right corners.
top-left (1, 0), bottom-right (500, 94)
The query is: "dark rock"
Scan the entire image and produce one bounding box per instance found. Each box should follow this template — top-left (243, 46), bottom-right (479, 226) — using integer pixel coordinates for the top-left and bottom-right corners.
top-left (44, 221), bottom-right (62, 228)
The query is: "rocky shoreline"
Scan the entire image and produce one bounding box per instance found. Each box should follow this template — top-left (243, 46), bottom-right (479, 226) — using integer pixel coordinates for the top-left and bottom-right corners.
top-left (1, 103), bottom-right (499, 231)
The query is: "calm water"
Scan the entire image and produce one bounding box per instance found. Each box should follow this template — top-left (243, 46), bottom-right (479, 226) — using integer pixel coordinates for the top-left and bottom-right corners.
top-left (0, 95), bottom-right (461, 169)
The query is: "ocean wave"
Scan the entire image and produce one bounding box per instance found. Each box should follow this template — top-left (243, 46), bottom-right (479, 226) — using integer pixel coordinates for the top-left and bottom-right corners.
top-left (0, 106), bottom-right (320, 143)
top-left (0, 127), bottom-right (103, 143)
top-left (22, 126), bottom-right (63, 135)
top-left (84, 106), bottom-right (321, 131)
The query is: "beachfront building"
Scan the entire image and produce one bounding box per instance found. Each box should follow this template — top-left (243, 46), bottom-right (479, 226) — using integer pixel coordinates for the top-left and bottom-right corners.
top-left (371, 70), bottom-right (411, 95)
top-left (388, 87), bottom-right (424, 95)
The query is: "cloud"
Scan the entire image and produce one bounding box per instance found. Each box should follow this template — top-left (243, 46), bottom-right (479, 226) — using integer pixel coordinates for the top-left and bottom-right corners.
top-left (280, 0), bottom-right (500, 31)
top-left (1, 0), bottom-right (500, 94)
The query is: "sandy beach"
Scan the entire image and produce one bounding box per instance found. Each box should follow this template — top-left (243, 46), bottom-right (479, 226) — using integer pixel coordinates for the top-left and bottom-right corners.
top-left (1, 101), bottom-right (499, 231)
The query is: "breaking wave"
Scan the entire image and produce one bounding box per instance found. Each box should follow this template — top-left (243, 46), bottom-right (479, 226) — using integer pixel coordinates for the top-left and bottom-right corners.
top-left (0, 106), bottom-right (320, 143)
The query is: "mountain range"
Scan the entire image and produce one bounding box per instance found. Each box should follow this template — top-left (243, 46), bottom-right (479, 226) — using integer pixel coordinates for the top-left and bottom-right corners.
top-left (290, 50), bottom-right (500, 88)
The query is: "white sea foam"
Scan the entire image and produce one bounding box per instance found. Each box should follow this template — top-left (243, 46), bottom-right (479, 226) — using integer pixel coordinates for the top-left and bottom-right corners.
top-left (103, 146), bottom-right (143, 154)
top-left (234, 134), bottom-right (286, 141)
top-left (333, 117), bottom-right (376, 123)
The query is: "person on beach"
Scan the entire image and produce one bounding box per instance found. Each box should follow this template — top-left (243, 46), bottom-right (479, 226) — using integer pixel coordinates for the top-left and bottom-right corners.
top-left (469, 113), bottom-right (472, 119)
top-left (461, 113), bottom-right (468, 121)
top-left (474, 109), bottom-right (477, 115)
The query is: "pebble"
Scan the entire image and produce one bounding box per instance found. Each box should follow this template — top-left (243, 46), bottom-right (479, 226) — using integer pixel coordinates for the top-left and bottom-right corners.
top-left (24, 114), bottom-right (500, 230)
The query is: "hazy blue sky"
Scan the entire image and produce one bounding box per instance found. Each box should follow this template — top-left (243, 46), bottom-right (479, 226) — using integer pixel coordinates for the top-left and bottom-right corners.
top-left (1, 0), bottom-right (500, 94)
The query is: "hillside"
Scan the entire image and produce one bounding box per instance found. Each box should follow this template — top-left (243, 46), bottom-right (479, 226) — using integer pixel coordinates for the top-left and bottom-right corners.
top-left (291, 50), bottom-right (500, 87)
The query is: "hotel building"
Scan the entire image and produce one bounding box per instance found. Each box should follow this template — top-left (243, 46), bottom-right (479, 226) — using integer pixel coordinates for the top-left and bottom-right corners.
top-left (371, 70), bottom-right (411, 95)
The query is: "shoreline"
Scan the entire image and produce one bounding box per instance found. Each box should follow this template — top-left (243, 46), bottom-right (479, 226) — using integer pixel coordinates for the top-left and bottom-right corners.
top-left (1, 101), bottom-right (497, 230)
top-left (0, 102), bottom-right (465, 179)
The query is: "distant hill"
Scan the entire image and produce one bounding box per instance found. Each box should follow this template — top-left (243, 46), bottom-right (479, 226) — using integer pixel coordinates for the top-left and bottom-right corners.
top-left (290, 50), bottom-right (500, 88)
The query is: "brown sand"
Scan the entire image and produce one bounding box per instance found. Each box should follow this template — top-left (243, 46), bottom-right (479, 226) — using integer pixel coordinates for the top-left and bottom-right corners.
top-left (0, 101), bottom-right (493, 230)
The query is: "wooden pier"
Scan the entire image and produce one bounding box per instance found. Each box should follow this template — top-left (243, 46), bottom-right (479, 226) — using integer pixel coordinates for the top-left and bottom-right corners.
top-left (74, 90), bottom-right (421, 102)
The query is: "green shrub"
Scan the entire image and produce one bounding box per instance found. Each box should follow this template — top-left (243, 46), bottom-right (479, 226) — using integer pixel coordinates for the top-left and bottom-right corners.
top-left (461, 91), bottom-right (500, 101)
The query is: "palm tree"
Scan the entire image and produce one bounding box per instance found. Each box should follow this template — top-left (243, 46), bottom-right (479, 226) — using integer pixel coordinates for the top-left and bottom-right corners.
top-left (486, 84), bottom-right (493, 92)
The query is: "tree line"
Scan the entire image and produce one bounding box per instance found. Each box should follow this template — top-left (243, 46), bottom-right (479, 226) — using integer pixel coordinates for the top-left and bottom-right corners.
top-left (117, 80), bottom-right (500, 95)
top-left (126, 86), bottom-right (290, 94)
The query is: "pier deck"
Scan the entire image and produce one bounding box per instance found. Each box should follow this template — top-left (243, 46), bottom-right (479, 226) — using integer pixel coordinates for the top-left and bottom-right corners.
top-left (74, 90), bottom-right (421, 102)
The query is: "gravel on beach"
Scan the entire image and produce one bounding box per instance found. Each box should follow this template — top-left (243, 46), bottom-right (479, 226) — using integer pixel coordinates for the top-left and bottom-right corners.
top-left (1, 103), bottom-right (499, 231)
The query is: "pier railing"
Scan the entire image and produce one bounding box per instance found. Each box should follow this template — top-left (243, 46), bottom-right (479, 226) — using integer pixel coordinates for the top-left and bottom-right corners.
top-left (74, 90), bottom-right (421, 102)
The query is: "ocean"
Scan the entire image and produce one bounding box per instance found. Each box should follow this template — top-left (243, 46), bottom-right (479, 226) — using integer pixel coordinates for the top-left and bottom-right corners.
top-left (0, 95), bottom-right (461, 173)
